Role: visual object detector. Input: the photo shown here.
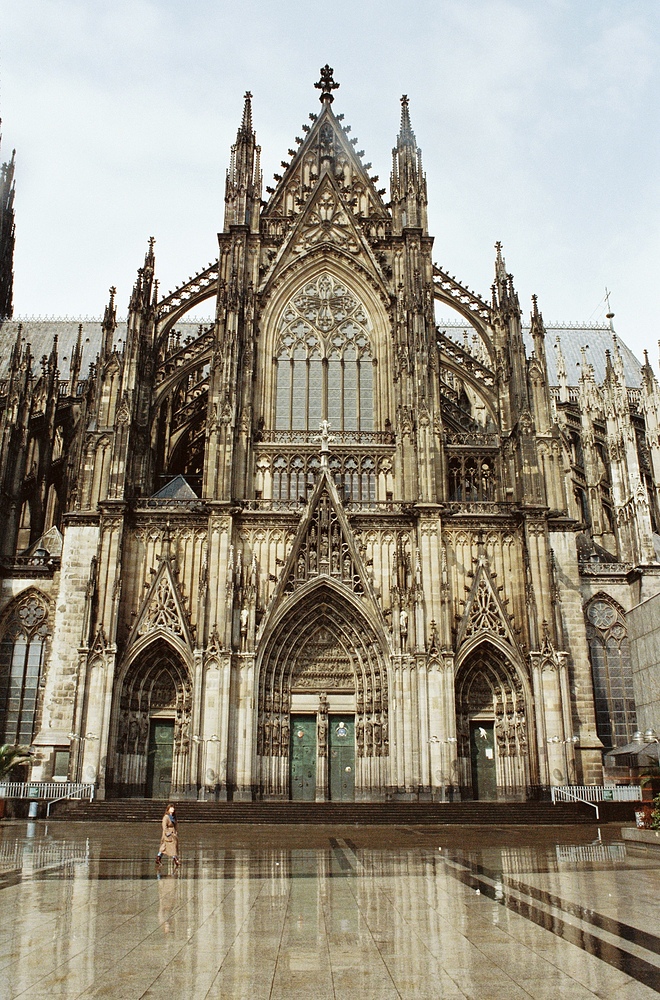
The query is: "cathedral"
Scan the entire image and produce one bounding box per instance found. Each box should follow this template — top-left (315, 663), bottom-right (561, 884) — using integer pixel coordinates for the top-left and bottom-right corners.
top-left (0, 68), bottom-right (657, 803)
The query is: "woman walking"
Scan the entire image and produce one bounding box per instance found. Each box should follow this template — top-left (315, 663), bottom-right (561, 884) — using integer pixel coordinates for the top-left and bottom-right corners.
top-left (156, 803), bottom-right (180, 869)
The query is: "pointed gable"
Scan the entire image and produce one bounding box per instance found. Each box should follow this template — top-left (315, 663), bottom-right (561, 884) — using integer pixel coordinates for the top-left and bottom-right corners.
top-left (457, 553), bottom-right (517, 649)
top-left (132, 554), bottom-right (193, 648)
top-left (262, 93), bottom-right (389, 230)
top-left (269, 468), bottom-right (371, 603)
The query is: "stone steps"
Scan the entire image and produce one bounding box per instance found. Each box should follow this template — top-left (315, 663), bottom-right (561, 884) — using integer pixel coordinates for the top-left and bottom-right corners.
top-left (50, 799), bottom-right (602, 824)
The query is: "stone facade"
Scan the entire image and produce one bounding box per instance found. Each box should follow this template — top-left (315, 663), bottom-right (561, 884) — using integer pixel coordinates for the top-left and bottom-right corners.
top-left (0, 70), bottom-right (658, 801)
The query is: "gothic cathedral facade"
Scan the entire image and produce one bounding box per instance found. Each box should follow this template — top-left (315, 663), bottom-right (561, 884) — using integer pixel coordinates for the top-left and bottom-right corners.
top-left (1, 70), bottom-right (658, 801)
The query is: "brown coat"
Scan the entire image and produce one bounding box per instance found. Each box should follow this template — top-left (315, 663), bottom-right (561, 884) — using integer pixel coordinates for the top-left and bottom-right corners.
top-left (158, 813), bottom-right (179, 857)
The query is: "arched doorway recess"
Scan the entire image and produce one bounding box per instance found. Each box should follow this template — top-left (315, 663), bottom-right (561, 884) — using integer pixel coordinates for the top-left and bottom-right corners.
top-left (257, 584), bottom-right (389, 801)
top-left (455, 641), bottom-right (534, 800)
top-left (109, 638), bottom-right (192, 798)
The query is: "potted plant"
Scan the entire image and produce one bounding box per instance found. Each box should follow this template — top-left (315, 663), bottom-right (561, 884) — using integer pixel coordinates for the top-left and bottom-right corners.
top-left (640, 767), bottom-right (660, 800)
top-left (651, 793), bottom-right (660, 831)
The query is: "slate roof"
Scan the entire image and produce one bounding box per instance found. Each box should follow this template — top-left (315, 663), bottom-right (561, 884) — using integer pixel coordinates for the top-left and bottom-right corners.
top-left (0, 318), bottom-right (213, 380)
top-left (438, 319), bottom-right (643, 387)
top-left (0, 316), bottom-right (644, 388)
top-left (151, 475), bottom-right (198, 499)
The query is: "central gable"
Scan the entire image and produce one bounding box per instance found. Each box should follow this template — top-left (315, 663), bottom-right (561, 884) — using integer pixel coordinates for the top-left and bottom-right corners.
top-left (262, 100), bottom-right (390, 227)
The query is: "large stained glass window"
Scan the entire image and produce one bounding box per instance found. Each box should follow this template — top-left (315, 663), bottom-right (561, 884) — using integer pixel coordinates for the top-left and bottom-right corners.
top-left (0, 593), bottom-right (49, 745)
top-left (585, 596), bottom-right (637, 750)
top-left (274, 274), bottom-right (374, 433)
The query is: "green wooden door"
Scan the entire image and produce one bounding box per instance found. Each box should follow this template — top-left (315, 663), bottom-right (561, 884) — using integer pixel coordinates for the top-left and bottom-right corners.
top-left (290, 715), bottom-right (316, 801)
top-left (329, 717), bottom-right (355, 801)
top-left (146, 720), bottom-right (174, 799)
top-left (470, 721), bottom-right (496, 800)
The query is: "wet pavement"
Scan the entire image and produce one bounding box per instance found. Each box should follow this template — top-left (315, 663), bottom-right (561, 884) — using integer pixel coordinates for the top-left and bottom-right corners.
top-left (0, 820), bottom-right (657, 998)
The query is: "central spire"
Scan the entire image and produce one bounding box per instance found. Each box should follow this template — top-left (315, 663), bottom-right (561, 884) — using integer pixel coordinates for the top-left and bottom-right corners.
top-left (314, 64), bottom-right (340, 103)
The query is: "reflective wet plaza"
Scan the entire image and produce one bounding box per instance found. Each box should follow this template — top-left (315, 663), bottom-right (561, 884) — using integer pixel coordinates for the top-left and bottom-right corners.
top-left (0, 820), bottom-right (658, 999)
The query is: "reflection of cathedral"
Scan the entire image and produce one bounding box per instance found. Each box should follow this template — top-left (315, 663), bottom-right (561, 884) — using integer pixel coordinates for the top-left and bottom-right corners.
top-left (0, 69), bottom-right (657, 801)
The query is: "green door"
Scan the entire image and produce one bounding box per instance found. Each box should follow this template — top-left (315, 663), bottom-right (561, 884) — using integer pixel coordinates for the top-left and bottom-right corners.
top-left (329, 717), bottom-right (355, 802)
top-left (470, 721), bottom-right (496, 800)
top-left (290, 715), bottom-right (316, 801)
top-left (146, 720), bottom-right (174, 799)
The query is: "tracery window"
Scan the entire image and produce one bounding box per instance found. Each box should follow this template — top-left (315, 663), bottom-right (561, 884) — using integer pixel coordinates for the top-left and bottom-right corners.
top-left (585, 596), bottom-right (637, 750)
top-left (270, 452), bottom-right (377, 503)
top-left (0, 593), bottom-right (49, 745)
top-left (447, 455), bottom-right (496, 502)
top-left (274, 274), bottom-right (374, 432)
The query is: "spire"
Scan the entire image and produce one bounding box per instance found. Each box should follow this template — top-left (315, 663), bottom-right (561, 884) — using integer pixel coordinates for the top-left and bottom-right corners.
top-left (611, 333), bottom-right (626, 384)
top-left (398, 95), bottom-right (416, 145)
top-left (102, 285), bottom-right (117, 359)
top-left (314, 64), bottom-right (340, 104)
top-left (641, 348), bottom-right (656, 394)
top-left (129, 238), bottom-right (156, 314)
top-left (224, 91), bottom-right (262, 232)
top-left (240, 91), bottom-right (253, 134)
top-left (492, 241), bottom-right (508, 307)
top-left (554, 336), bottom-right (568, 404)
top-left (530, 294), bottom-right (549, 379)
top-left (390, 94), bottom-right (427, 234)
top-left (69, 323), bottom-right (83, 395)
top-left (0, 124), bottom-right (16, 318)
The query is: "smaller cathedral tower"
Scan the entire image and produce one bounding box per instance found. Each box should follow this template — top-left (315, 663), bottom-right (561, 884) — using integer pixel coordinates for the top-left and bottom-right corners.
top-left (224, 92), bottom-right (262, 232)
top-left (390, 96), bottom-right (428, 234)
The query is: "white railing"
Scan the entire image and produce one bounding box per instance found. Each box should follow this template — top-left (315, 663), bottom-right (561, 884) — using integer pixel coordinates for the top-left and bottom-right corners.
top-left (552, 784), bottom-right (641, 803)
top-left (0, 781), bottom-right (95, 806)
top-left (551, 786), bottom-right (600, 819)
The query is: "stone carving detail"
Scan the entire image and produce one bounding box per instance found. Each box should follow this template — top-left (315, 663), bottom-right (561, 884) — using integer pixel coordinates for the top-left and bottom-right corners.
top-left (292, 184), bottom-right (361, 254)
top-left (139, 576), bottom-right (185, 638)
top-left (282, 483), bottom-right (363, 596)
top-left (257, 574), bottom-right (388, 761)
top-left (290, 628), bottom-right (354, 689)
top-left (277, 272), bottom-right (371, 355)
top-left (462, 576), bottom-right (508, 640)
top-left (132, 556), bottom-right (193, 648)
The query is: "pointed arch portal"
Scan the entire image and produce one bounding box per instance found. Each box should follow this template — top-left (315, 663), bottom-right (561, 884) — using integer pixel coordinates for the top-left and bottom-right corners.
top-left (455, 641), bottom-right (535, 800)
top-left (109, 638), bottom-right (192, 798)
top-left (257, 583), bottom-right (388, 800)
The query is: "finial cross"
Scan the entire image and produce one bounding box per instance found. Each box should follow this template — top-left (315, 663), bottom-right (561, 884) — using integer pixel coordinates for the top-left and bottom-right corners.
top-left (315, 65), bottom-right (339, 102)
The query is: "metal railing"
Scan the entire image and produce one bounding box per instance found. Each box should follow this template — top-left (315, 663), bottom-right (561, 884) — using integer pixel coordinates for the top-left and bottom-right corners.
top-left (553, 784), bottom-right (641, 803)
top-left (0, 781), bottom-right (95, 816)
top-left (551, 785), bottom-right (600, 819)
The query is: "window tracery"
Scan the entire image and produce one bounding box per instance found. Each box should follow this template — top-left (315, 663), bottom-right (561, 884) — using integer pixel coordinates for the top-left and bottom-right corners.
top-left (584, 595), bottom-right (636, 749)
top-left (265, 452), bottom-right (378, 503)
top-left (274, 274), bottom-right (374, 433)
top-left (0, 592), bottom-right (49, 745)
top-left (447, 455), bottom-right (496, 502)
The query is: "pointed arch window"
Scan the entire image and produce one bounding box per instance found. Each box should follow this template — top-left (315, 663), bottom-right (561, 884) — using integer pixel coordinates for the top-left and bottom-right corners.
top-left (585, 596), bottom-right (637, 750)
top-left (0, 593), bottom-right (49, 745)
top-left (274, 274), bottom-right (374, 432)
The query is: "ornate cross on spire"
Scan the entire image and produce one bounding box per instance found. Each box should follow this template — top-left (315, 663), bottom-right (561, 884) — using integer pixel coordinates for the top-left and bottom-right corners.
top-left (315, 65), bottom-right (340, 103)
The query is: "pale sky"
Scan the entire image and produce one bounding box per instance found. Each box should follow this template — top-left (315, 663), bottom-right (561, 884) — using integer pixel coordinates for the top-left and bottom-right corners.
top-left (1, 0), bottom-right (659, 364)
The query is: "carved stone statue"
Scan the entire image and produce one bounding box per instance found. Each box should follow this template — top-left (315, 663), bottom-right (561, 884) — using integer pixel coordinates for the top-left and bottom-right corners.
top-left (240, 608), bottom-right (249, 651)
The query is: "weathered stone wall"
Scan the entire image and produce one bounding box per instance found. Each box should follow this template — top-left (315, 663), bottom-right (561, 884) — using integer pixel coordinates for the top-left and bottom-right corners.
top-left (33, 524), bottom-right (99, 773)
